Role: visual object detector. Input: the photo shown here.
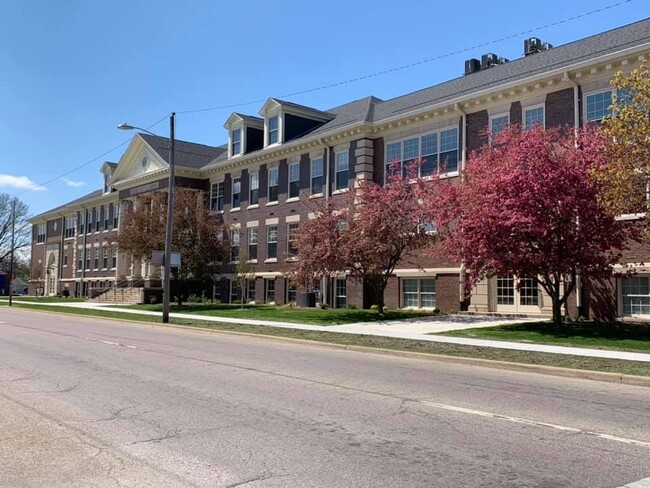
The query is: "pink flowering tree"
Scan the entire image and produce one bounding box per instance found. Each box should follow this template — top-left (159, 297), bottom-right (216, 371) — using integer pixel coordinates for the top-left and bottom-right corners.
top-left (293, 165), bottom-right (436, 315)
top-left (428, 125), bottom-right (632, 326)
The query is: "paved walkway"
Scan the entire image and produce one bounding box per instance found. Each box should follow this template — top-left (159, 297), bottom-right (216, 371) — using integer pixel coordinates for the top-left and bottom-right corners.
top-left (5, 300), bottom-right (650, 363)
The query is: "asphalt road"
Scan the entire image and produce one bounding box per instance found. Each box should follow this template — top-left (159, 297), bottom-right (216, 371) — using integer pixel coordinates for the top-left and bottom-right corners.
top-left (0, 308), bottom-right (648, 488)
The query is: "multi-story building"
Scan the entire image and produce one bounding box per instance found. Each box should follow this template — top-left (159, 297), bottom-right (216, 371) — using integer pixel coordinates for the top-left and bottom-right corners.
top-left (29, 18), bottom-right (650, 319)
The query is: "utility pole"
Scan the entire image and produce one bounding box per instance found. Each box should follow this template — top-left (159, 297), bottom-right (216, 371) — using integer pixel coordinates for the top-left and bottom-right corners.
top-left (162, 112), bottom-right (175, 323)
top-left (8, 198), bottom-right (15, 306)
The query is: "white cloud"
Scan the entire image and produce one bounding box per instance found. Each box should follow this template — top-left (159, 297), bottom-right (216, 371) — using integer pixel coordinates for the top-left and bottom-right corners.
top-left (62, 177), bottom-right (86, 188)
top-left (0, 174), bottom-right (46, 191)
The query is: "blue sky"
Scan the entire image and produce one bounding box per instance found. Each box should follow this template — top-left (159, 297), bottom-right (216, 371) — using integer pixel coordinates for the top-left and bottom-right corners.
top-left (0, 0), bottom-right (644, 216)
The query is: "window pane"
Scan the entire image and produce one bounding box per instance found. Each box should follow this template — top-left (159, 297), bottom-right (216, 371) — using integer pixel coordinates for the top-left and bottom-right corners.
top-left (497, 275), bottom-right (515, 305)
top-left (586, 91), bottom-right (613, 122)
top-left (524, 107), bottom-right (545, 129)
top-left (490, 115), bottom-right (509, 138)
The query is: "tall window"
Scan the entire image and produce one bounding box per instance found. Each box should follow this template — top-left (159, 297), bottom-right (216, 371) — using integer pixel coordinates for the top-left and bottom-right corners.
top-left (78, 250), bottom-right (83, 272)
top-left (524, 106), bottom-right (545, 129)
top-left (622, 276), bottom-right (650, 316)
top-left (268, 167), bottom-right (279, 203)
top-left (267, 225), bottom-right (278, 259)
top-left (268, 116), bottom-right (279, 145)
top-left (111, 249), bottom-right (117, 269)
top-left (103, 205), bottom-right (109, 229)
top-left (519, 277), bottom-right (539, 306)
top-left (490, 114), bottom-right (509, 141)
top-left (36, 224), bottom-right (46, 243)
top-left (231, 128), bottom-right (242, 156)
top-left (230, 230), bottom-right (240, 262)
top-left (335, 278), bottom-right (347, 308)
top-left (78, 211), bottom-right (85, 234)
top-left (265, 278), bottom-right (276, 302)
top-left (385, 127), bottom-right (458, 179)
top-left (211, 182), bottom-right (225, 211)
top-left (232, 177), bottom-right (241, 208)
top-left (102, 248), bottom-right (109, 269)
top-left (249, 172), bottom-right (259, 205)
top-left (586, 90), bottom-right (613, 123)
top-left (93, 249), bottom-right (99, 269)
top-left (497, 275), bottom-right (515, 305)
top-left (85, 248), bottom-right (91, 270)
top-left (402, 279), bottom-right (436, 308)
top-left (64, 217), bottom-right (76, 238)
top-left (113, 203), bottom-right (119, 228)
top-left (287, 223), bottom-right (299, 256)
top-left (94, 208), bottom-right (100, 232)
top-left (288, 162), bottom-right (300, 199)
top-left (311, 157), bottom-right (323, 195)
top-left (286, 281), bottom-right (297, 303)
top-left (335, 152), bottom-right (349, 191)
top-left (248, 227), bottom-right (258, 260)
top-left (247, 280), bottom-right (256, 302)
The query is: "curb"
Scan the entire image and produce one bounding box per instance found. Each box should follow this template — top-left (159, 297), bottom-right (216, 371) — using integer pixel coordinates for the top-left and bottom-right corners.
top-left (5, 305), bottom-right (650, 388)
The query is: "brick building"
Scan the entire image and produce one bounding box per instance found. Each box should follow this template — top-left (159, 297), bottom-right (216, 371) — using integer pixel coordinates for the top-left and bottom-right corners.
top-left (29, 18), bottom-right (650, 318)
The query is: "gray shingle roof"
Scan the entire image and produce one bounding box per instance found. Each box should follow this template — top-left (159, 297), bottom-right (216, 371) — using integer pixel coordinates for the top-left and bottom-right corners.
top-left (30, 188), bottom-right (104, 221)
top-left (140, 134), bottom-right (227, 170)
top-left (372, 17), bottom-right (650, 121)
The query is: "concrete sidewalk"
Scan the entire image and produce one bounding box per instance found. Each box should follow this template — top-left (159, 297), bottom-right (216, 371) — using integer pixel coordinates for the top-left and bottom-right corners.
top-left (5, 300), bottom-right (650, 363)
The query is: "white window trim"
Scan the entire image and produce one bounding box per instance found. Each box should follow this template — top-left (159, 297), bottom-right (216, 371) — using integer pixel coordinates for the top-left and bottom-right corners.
top-left (229, 123), bottom-right (245, 158)
top-left (210, 180), bottom-right (225, 213)
top-left (310, 155), bottom-right (324, 196)
top-left (267, 165), bottom-right (280, 204)
top-left (384, 124), bottom-right (460, 183)
top-left (523, 104), bottom-right (546, 129)
top-left (264, 111), bottom-right (282, 147)
top-left (583, 88), bottom-right (614, 123)
top-left (489, 113), bottom-right (510, 142)
top-left (288, 161), bottom-right (301, 199)
top-left (334, 151), bottom-right (349, 192)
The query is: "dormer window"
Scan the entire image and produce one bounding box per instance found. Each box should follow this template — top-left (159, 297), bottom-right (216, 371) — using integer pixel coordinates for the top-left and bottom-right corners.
top-left (224, 113), bottom-right (264, 158)
top-left (231, 128), bottom-right (242, 156)
top-left (268, 116), bottom-right (279, 145)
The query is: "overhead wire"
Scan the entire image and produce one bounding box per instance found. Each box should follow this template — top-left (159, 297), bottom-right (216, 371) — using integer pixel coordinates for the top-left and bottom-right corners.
top-left (13, 0), bottom-right (633, 197)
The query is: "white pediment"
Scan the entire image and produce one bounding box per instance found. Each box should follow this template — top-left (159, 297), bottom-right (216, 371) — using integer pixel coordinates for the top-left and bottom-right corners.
top-left (110, 135), bottom-right (168, 185)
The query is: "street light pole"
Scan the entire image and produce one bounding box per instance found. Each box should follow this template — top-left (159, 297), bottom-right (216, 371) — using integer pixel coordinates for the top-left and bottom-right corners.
top-left (117, 112), bottom-right (176, 323)
top-left (162, 113), bottom-right (175, 323)
top-left (8, 198), bottom-right (15, 306)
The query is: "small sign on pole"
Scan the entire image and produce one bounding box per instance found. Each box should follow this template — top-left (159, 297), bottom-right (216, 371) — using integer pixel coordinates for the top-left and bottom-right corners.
top-left (152, 251), bottom-right (181, 268)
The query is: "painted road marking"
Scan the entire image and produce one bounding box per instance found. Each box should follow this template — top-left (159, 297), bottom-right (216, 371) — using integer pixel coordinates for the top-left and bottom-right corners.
top-left (619, 476), bottom-right (650, 487)
top-left (84, 337), bottom-right (137, 350)
top-left (420, 401), bottom-right (650, 449)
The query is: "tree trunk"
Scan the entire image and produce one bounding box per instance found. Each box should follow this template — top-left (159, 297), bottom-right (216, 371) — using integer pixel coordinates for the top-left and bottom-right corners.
top-left (367, 276), bottom-right (387, 317)
top-left (551, 296), bottom-right (563, 327)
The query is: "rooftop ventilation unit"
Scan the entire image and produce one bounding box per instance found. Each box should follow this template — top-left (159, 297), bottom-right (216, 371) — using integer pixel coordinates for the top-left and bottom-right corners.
top-left (464, 58), bottom-right (481, 76)
top-left (524, 37), bottom-right (553, 56)
top-left (481, 53), bottom-right (508, 69)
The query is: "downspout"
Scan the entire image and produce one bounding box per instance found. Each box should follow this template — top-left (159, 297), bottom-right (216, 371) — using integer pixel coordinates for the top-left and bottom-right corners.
top-left (59, 214), bottom-right (65, 295)
top-left (455, 103), bottom-right (468, 309)
top-left (80, 207), bottom-right (88, 298)
top-left (563, 72), bottom-right (582, 316)
top-left (320, 137), bottom-right (330, 307)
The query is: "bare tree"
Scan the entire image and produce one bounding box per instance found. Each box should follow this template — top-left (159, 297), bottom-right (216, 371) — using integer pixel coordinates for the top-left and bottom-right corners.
top-left (0, 194), bottom-right (30, 273)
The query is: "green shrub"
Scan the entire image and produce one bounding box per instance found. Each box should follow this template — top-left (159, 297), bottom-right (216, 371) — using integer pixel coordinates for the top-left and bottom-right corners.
top-left (187, 294), bottom-right (203, 303)
top-left (149, 294), bottom-right (158, 304)
top-left (320, 303), bottom-right (330, 309)
top-left (347, 304), bottom-right (358, 309)
top-left (433, 307), bottom-right (441, 314)
top-left (370, 304), bottom-right (379, 311)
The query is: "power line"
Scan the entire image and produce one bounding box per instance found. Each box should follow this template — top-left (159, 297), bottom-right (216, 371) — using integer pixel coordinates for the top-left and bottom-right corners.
top-left (11, 0), bottom-right (633, 198)
top-left (177, 0), bottom-right (633, 114)
top-left (11, 114), bottom-right (169, 197)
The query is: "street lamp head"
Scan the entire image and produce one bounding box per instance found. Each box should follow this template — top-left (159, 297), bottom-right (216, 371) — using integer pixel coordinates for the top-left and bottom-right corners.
top-left (117, 123), bottom-right (136, 131)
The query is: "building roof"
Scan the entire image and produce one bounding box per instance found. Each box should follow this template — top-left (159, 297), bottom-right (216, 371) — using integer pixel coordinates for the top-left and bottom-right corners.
top-left (30, 188), bottom-right (104, 221)
top-left (371, 17), bottom-right (650, 121)
top-left (139, 133), bottom-right (227, 170)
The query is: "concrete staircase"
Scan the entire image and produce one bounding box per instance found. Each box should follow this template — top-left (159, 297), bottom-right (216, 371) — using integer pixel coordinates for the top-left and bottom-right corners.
top-left (91, 287), bottom-right (143, 305)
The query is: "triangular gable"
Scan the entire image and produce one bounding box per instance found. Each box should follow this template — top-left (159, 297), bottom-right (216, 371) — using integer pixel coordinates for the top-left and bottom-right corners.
top-left (110, 134), bottom-right (168, 185)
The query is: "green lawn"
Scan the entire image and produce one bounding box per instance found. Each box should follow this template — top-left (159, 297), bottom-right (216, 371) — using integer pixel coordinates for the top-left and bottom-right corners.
top-left (437, 321), bottom-right (650, 352)
top-left (0, 296), bottom-right (87, 303)
top-left (111, 303), bottom-right (437, 326)
top-left (4, 303), bottom-right (650, 377)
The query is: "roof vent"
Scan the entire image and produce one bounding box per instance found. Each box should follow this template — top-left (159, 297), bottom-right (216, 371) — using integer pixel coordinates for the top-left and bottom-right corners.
top-left (524, 37), bottom-right (553, 56)
top-left (481, 53), bottom-right (508, 69)
top-left (464, 58), bottom-right (481, 76)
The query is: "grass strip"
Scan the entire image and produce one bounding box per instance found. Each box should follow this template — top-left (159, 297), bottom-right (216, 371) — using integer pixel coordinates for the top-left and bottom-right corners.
top-left (437, 321), bottom-right (650, 353)
top-left (109, 302), bottom-right (437, 326)
top-left (4, 302), bottom-right (650, 377)
top-left (0, 296), bottom-right (87, 303)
